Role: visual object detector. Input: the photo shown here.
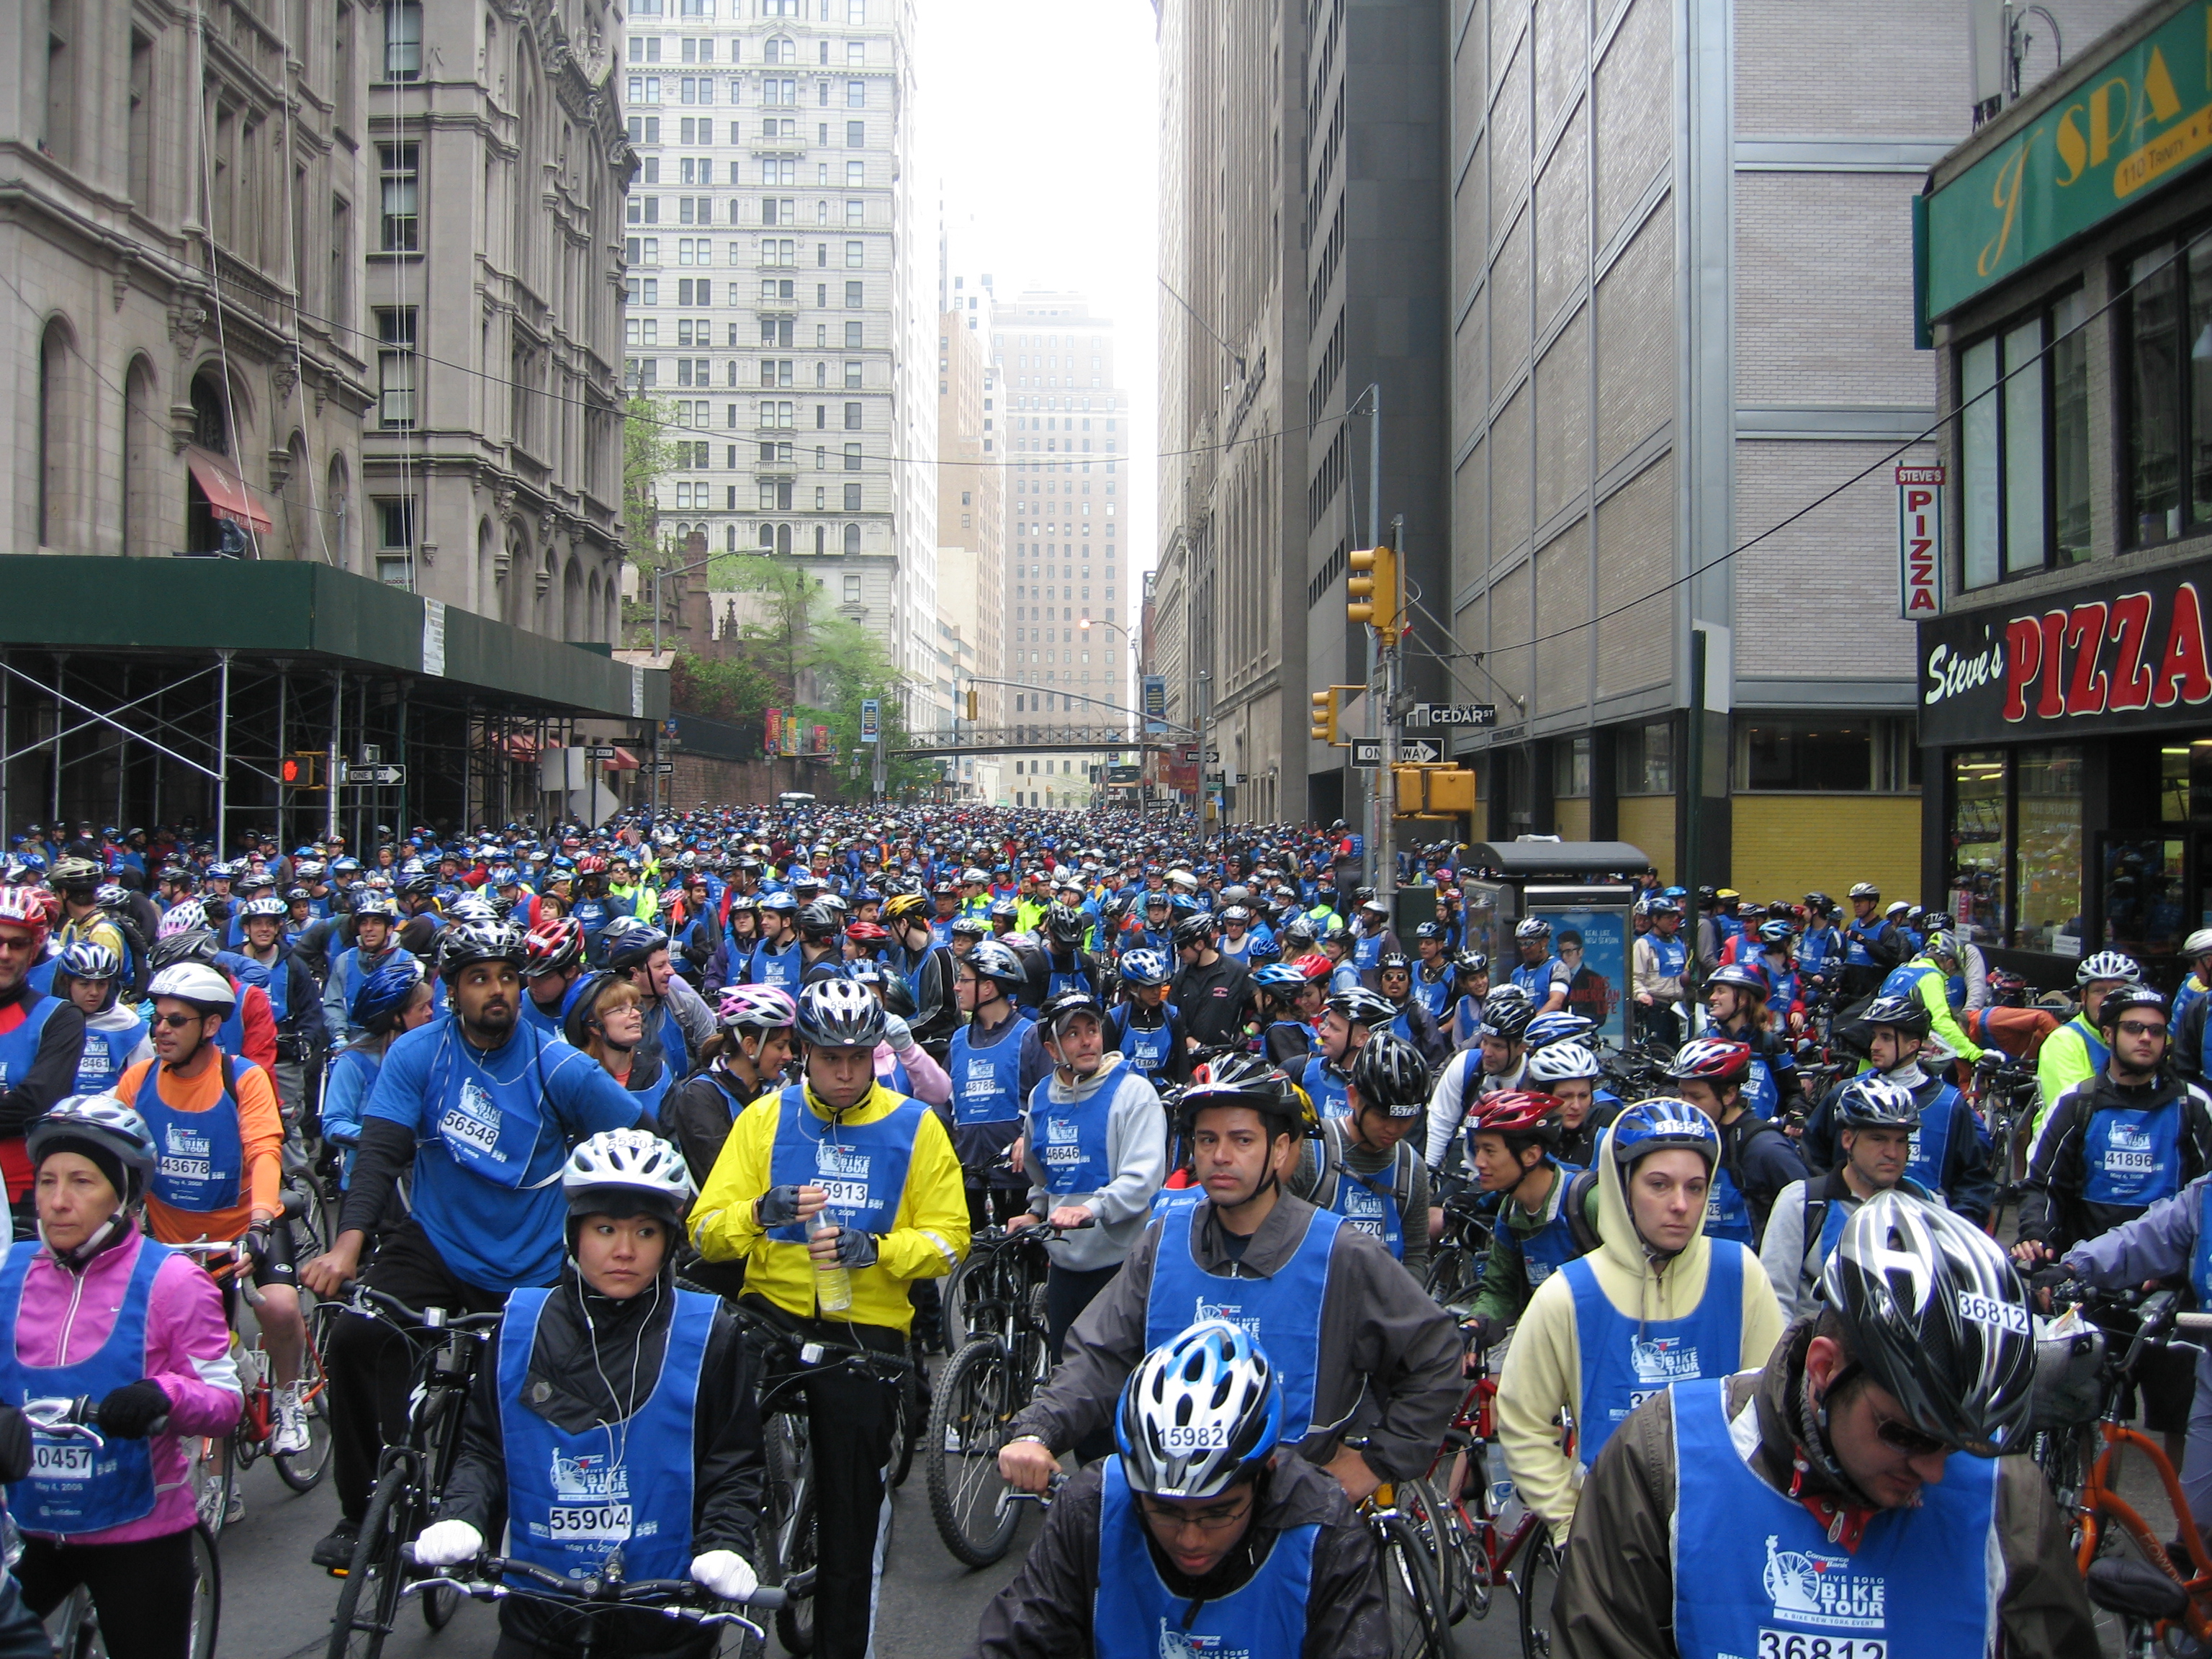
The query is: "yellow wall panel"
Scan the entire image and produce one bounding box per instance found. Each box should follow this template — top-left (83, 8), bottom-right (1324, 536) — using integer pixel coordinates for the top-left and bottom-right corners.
top-left (1554, 797), bottom-right (1591, 840)
top-left (1731, 795), bottom-right (1922, 904)
top-left (1617, 794), bottom-right (1676, 884)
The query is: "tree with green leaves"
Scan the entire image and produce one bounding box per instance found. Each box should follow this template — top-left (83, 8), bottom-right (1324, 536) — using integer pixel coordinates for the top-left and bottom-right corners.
top-left (621, 394), bottom-right (691, 642)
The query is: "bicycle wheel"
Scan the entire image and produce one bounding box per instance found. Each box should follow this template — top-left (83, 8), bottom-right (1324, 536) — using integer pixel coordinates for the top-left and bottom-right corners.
top-left (925, 1337), bottom-right (1021, 1567)
top-left (940, 1244), bottom-right (999, 1350)
top-left (887, 1338), bottom-right (924, 1490)
top-left (275, 1296), bottom-right (336, 1493)
top-left (1372, 1510), bottom-right (1449, 1659)
top-left (325, 1462), bottom-right (412, 1659)
top-left (1395, 1476), bottom-right (1466, 1626)
top-left (188, 1521), bottom-right (222, 1659)
top-left (193, 1434), bottom-right (236, 1538)
top-left (773, 1482), bottom-right (818, 1656)
top-left (1518, 1529), bottom-right (1563, 1659)
top-left (761, 1412), bottom-right (817, 1656)
top-left (1424, 1244), bottom-right (1480, 1312)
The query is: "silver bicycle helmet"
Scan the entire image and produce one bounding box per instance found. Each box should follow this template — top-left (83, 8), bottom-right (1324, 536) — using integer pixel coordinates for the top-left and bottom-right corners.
top-left (1114, 1321), bottom-right (1283, 1500)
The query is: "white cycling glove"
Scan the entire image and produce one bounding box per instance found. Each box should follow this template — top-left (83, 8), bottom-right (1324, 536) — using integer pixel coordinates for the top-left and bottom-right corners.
top-left (882, 1012), bottom-right (915, 1052)
top-left (413, 1520), bottom-right (484, 1568)
top-left (689, 1550), bottom-right (759, 1601)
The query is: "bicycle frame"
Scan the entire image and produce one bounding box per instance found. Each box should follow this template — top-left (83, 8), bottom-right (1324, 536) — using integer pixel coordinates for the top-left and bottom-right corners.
top-left (2072, 1419), bottom-right (2212, 1645)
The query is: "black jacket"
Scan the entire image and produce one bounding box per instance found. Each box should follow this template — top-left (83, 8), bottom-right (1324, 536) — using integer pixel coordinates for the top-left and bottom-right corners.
top-left (441, 1264), bottom-right (764, 1659)
top-left (1171, 952), bottom-right (1252, 1051)
top-left (1717, 1110), bottom-right (1807, 1246)
top-left (968, 1454), bottom-right (1386, 1659)
top-left (2018, 1068), bottom-right (2212, 1254)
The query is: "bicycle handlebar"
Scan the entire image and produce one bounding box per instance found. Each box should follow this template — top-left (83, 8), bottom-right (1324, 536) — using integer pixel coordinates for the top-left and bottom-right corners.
top-left (346, 1283), bottom-right (503, 1334)
top-left (725, 1303), bottom-right (916, 1379)
top-left (169, 1236), bottom-right (267, 1309)
top-left (398, 1549), bottom-right (788, 1614)
top-left (994, 1470), bottom-right (1068, 1519)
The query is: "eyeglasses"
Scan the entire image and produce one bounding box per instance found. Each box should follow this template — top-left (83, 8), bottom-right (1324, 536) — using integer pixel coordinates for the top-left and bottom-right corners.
top-left (151, 1012), bottom-right (204, 1030)
top-left (1137, 1493), bottom-right (1254, 1534)
top-left (1870, 1410), bottom-right (1953, 1459)
top-left (2118, 1021), bottom-right (2169, 1039)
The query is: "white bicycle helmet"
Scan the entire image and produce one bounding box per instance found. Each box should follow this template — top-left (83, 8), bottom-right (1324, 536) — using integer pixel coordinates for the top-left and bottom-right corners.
top-left (719, 983), bottom-right (799, 1033)
top-left (795, 978), bottom-right (887, 1049)
top-left (1115, 1321), bottom-right (1282, 1499)
top-left (561, 1128), bottom-right (695, 1224)
top-left (1514, 916), bottom-right (1551, 940)
top-left (147, 962), bottom-right (236, 1011)
top-left (155, 902), bottom-right (207, 940)
top-left (1524, 1040), bottom-right (1600, 1085)
top-left (2076, 950), bottom-right (2143, 988)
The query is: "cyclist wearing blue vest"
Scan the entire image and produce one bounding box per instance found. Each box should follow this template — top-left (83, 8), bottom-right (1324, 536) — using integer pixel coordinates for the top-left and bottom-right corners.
top-left (1664, 1037), bottom-right (1805, 1246)
top-left (1373, 953), bottom-right (1444, 1067)
top-left (519, 914), bottom-right (590, 1036)
top-left (999, 1073), bottom-right (1460, 1511)
top-left (234, 894), bottom-right (325, 1126)
top-left (689, 978), bottom-right (967, 1659)
top-left (971, 1321), bottom-right (1388, 1659)
top-left (747, 893), bottom-right (805, 990)
top-left (1036, 904), bottom-right (1105, 1001)
top-left (1507, 917), bottom-right (1572, 1014)
top-left (1494, 1101), bottom-right (1783, 1546)
top-left (1799, 994), bottom-right (1996, 1224)
top-left (1289, 1033), bottom-right (1432, 1279)
top-left (2173, 928), bottom-right (2212, 1086)
top-left (1251, 962), bottom-right (1316, 1066)
top-left (1017, 992), bottom-right (1168, 1360)
top-left (1285, 987), bottom-right (1393, 1124)
top-left (321, 895), bottom-right (413, 1044)
top-left (53, 942), bottom-right (148, 1099)
top-left (1446, 950), bottom-right (1491, 1052)
top-left (413, 1131), bottom-right (766, 1659)
top-left (1838, 881), bottom-right (1905, 1001)
top-left (1462, 1089), bottom-right (1599, 1347)
top-left (1105, 949), bottom-right (1192, 1090)
top-left (1699, 963), bottom-right (1800, 1122)
top-left (1345, 898), bottom-right (1398, 989)
top-left (1553, 1193), bottom-right (2088, 1658)
top-left (299, 918), bottom-right (646, 1571)
top-left (1875, 930), bottom-right (1986, 1069)
top-left (568, 856), bottom-right (617, 962)
top-left (2036, 949), bottom-right (2143, 1134)
top-left (1758, 1076), bottom-right (1935, 1323)
top-left (882, 891), bottom-right (960, 1052)
top-left (1409, 923), bottom-right (1456, 1024)
top-left (320, 958), bottom-right (436, 1188)
top-left (947, 939), bottom-right (1042, 1231)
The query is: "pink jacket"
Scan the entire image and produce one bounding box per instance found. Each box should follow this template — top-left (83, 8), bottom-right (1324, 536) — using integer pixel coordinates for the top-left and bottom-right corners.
top-left (9, 1227), bottom-right (241, 1544)
top-left (875, 1038), bottom-right (951, 1105)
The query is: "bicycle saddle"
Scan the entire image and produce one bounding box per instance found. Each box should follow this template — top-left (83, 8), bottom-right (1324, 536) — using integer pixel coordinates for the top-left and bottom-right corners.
top-left (2087, 1556), bottom-right (2191, 1623)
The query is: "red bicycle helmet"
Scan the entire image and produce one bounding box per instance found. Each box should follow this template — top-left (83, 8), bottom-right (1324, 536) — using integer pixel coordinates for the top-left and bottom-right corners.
top-left (1475, 1089), bottom-right (1565, 1139)
top-left (575, 853), bottom-right (610, 876)
top-left (0, 885), bottom-right (53, 942)
top-left (845, 920), bottom-right (890, 947)
top-left (1664, 1036), bottom-right (1752, 1084)
top-left (1292, 953), bottom-right (1333, 983)
top-left (523, 915), bottom-right (585, 979)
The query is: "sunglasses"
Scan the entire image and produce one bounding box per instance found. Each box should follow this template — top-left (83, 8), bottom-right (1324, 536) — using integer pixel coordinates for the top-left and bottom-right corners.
top-left (1137, 1492), bottom-right (1254, 1534)
top-left (2117, 1020), bottom-right (2169, 1039)
top-left (1870, 1410), bottom-right (1953, 1459)
top-left (152, 1012), bottom-right (206, 1030)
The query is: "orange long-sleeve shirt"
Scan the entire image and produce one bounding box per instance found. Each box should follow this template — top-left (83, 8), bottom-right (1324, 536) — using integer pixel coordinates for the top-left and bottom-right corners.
top-left (117, 1054), bottom-right (284, 1244)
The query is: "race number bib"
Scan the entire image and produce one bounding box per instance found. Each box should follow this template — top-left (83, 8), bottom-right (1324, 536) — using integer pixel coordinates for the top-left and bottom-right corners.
top-left (547, 1503), bottom-right (633, 1544)
top-left (1758, 1634), bottom-right (1885, 1659)
top-left (438, 1107), bottom-right (501, 1154)
top-left (30, 1440), bottom-right (92, 1479)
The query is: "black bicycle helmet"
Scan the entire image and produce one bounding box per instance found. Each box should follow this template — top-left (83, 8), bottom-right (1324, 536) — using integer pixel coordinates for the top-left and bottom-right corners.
top-left (1039, 989), bottom-right (1105, 1039)
top-left (1820, 1192), bottom-right (2037, 1456)
top-left (794, 979), bottom-right (887, 1049)
top-left (1349, 1032), bottom-right (1429, 1118)
top-left (2097, 983), bottom-right (2168, 1030)
top-left (1479, 994), bottom-right (1533, 1043)
top-left (1045, 903), bottom-right (1088, 948)
top-left (796, 900), bottom-right (844, 940)
top-left (1171, 911), bottom-right (1215, 949)
top-left (436, 918), bottom-right (527, 980)
top-left (1861, 994), bottom-right (1933, 1039)
top-left (148, 930), bottom-right (220, 972)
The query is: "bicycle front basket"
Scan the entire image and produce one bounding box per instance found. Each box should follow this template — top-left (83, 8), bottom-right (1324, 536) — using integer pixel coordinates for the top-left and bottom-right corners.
top-left (2030, 1321), bottom-right (2107, 1430)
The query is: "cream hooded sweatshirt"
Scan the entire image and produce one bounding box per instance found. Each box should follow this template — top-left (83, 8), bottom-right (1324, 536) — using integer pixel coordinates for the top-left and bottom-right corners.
top-left (1493, 1131), bottom-right (1784, 1543)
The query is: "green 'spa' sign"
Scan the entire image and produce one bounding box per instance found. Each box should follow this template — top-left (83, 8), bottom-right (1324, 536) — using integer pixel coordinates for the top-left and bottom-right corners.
top-left (1926, 1), bottom-right (2212, 320)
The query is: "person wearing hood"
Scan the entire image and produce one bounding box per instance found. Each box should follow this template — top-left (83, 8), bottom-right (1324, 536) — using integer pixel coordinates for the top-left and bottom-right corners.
top-left (415, 1130), bottom-right (765, 1659)
top-left (565, 974), bottom-right (673, 1124)
top-left (1016, 991), bottom-right (1168, 1366)
top-left (1758, 1076), bottom-right (1937, 1324)
top-left (1553, 1195), bottom-right (2092, 1659)
top-left (1494, 1100), bottom-right (1784, 1546)
top-left (0, 1097), bottom-right (241, 1659)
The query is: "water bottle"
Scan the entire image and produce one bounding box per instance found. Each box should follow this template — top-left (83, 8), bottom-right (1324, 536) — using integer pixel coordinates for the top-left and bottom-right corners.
top-left (807, 1208), bottom-right (854, 1314)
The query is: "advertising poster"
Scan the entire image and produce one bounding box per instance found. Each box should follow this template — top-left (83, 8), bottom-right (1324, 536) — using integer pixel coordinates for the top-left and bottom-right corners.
top-left (1529, 906), bottom-right (1630, 1046)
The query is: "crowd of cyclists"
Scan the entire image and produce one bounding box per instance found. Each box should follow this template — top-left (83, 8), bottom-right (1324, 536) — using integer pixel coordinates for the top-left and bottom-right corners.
top-left (0, 807), bottom-right (2202, 1656)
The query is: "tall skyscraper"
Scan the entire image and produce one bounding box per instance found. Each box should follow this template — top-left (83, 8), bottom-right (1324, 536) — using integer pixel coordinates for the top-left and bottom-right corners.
top-left (935, 252), bottom-right (1006, 801)
top-left (997, 289), bottom-right (1133, 809)
top-left (619, 0), bottom-right (934, 693)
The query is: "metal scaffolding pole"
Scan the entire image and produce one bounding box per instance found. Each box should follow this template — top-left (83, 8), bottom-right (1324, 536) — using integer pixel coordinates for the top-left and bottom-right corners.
top-left (325, 672), bottom-right (343, 844)
top-left (215, 652), bottom-right (233, 855)
top-left (50, 656), bottom-right (65, 825)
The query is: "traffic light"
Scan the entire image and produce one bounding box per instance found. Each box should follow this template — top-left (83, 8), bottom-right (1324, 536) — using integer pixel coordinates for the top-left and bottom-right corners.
top-left (1346, 544), bottom-right (1399, 631)
top-left (965, 686), bottom-right (978, 720)
top-left (280, 753), bottom-right (322, 788)
top-left (1309, 687), bottom-right (1340, 745)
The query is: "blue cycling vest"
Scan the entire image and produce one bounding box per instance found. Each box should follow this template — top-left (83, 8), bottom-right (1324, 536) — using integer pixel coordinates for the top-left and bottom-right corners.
top-left (1647, 935), bottom-right (1688, 981)
top-left (654, 1001), bottom-right (690, 1080)
top-left (1562, 1241), bottom-right (1745, 1469)
top-left (948, 1022), bottom-right (1025, 1128)
top-left (2188, 1183), bottom-right (2212, 1306)
top-left (0, 995), bottom-right (62, 1104)
top-left (496, 1285), bottom-right (709, 1583)
top-left (1303, 1058), bottom-right (1351, 1123)
top-left (748, 940), bottom-right (804, 990)
top-left (1092, 1456), bottom-right (1316, 1659)
top-left (1321, 1148), bottom-right (1406, 1259)
top-left (2063, 1015), bottom-right (2113, 1076)
top-left (1905, 1083), bottom-right (1964, 1201)
top-left (1043, 953), bottom-right (1096, 999)
top-left (1511, 958), bottom-right (1564, 1000)
top-left (1352, 930), bottom-right (1385, 973)
top-left (258, 956), bottom-right (291, 1025)
top-left (1145, 1203), bottom-right (1341, 1437)
top-left (72, 1020), bottom-right (140, 1097)
top-left (1845, 918), bottom-right (1887, 968)
top-left (1109, 1007), bottom-right (1178, 1085)
top-left (0, 1237), bottom-right (166, 1534)
top-left (1670, 1376), bottom-right (1997, 1657)
top-left (570, 896), bottom-right (613, 958)
top-left (1030, 1066), bottom-right (1120, 1196)
top-left (1704, 1159), bottom-right (1755, 1245)
top-left (763, 1085), bottom-right (925, 1244)
top-left (1412, 967), bottom-right (1455, 1022)
top-left (1514, 1162), bottom-right (1588, 1290)
top-left (134, 1056), bottom-right (248, 1214)
top-left (423, 1022), bottom-right (559, 1191)
top-left (2080, 1098), bottom-right (2185, 1208)
top-left (1798, 927), bottom-right (1840, 978)
top-left (1743, 1053), bottom-right (1780, 1120)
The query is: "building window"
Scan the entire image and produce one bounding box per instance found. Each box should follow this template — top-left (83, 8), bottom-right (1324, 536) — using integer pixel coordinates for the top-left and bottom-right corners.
top-left (2017, 745), bottom-right (2083, 953)
top-left (844, 442), bottom-right (860, 469)
top-left (842, 575), bottom-right (861, 602)
top-left (844, 522), bottom-right (860, 552)
top-left (1552, 736), bottom-right (1591, 799)
top-left (843, 402), bottom-right (862, 431)
top-left (374, 307), bottom-right (417, 428)
top-left (844, 360), bottom-right (861, 388)
top-left (377, 143), bottom-right (419, 251)
top-left (374, 496), bottom-right (415, 588)
top-left (1960, 290), bottom-right (2090, 585)
top-left (845, 240), bottom-right (863, 268)
top-left (2123, 237), bottom-right (2212, 548)
top-left (382, 1), bottom-right (421, 81)
top-left (845, 199), bottom-right (864, 225)
top-left (1617, 720), bottom-right (1672, 795)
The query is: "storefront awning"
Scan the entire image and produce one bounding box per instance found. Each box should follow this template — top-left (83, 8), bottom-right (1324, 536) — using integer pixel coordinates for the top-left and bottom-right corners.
top-left (604, 747), bottom-right (641, 770)
top-left (183, 448), bottom-right (273, 534)
top-left (496, 733), bottom-right (542, 760)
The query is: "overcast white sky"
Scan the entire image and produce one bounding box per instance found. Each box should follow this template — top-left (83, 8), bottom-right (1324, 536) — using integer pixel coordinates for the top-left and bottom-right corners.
top-left (913, 0), bottom-right (1160, 580)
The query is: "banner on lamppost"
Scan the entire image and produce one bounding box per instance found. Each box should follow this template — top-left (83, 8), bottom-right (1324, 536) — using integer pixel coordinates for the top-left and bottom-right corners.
top-left (764, 709), bottom-right (781, 757)
top-left (860, 698), bottom-right (881, 744)
top-left (811, 724), bottom-right (829, 756)
top-left (1141, 676), bottom-right (1167, 734)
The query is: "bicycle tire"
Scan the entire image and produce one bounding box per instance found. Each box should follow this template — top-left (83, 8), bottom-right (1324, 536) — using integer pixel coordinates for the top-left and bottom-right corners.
top-left (1395, 1476), bottom-right (1466, 1626)
top-left (274, 1293), bottom-right (335, 1493)
top-left (925, 1337), bottom-right (1021, 1568)
top-left (773, 1481), bottom-right (818, 1656)
top-left (193, 1434), bottom-right (236, 1539)
top-left (887, 1336), bottom-right (924, 1489)
top-left (1424, 1244), bottom-right (1480, 1311)
top-left (1372, 1510), bottom-right (1449, 1659)
top-left (942, 1241), bottom-right (1005, 1350)
top-left (188, 1521), bottom-right (221, 1659)
top-left (325, 1461), bottom-right (412, 1659)
top-left (1518, 1529), bottom-right (1563, 1659)
top-left (761, 1413), bottom-right (816, 1656)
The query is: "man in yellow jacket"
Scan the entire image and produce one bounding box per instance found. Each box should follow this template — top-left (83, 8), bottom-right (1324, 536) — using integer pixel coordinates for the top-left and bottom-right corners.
top-left (1874, 930), bottom-right (1984, 1068)
top-left (691, 978), bottom-right (966, 1659)
top-left (1494, 1097), bottom-right (1784, 1545)
top-left (2035, 950), bottom-right (2142, 1136)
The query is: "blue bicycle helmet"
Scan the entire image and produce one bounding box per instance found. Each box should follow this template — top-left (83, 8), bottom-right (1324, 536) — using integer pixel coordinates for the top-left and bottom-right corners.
top-left (1606, 1099), bottom-right (1721, 1170)
top-left (351, 956), bottom-right (428, 1035)
top-left (1118, 948), bottom-right (1172, 988)
top-left (1115, 1321), bottom-right (1282, 1500)
top-left (1523, 1011), bottom-right (1596, 1051)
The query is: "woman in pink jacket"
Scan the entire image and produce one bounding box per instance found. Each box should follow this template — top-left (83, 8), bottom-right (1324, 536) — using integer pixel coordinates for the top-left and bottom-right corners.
top-left (0, 1095), bottom-right (240, 1659)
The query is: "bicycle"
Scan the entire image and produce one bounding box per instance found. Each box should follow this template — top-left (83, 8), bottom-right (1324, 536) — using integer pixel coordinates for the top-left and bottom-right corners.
top-left (170, 1216), bottom-right (334, 1537)
top-left (1424, 1188), bottom-right (1493, 1313)
top-left (323, 1285), bottom-right (503, 1659)
top-left (1352, 1467), bottom-right (1452, 1659)
top-left (2038, 1285), bottom-right (2212, 1655)
top-left (400, 1546), bottom-right (786, 1659)
top-left (926, 1218), bottom-right (1089, 1568)
top-left (16, 1398), bottom-right (221, 1659)
top-left (730, 1301), bottom-right (917, 1656)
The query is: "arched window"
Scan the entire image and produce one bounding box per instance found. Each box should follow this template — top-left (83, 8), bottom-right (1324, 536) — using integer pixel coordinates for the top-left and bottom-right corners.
top-left (767, 35), bottom-right (793, 63)
top-left (813, 524), bottom-right (824, 555)
top-left (562, 557), bottom-right (585, 640)
top-left (37, 320), bottom-right (71, 549)
top-left (842, 522), bottom-right (859, 554)
top-left (190, 369), bottom-right (229, 453)
top-left (758, 524), bottom-right (774, 550)
top-left (327, 454), bottom-right (352, 571)
top-left (123, 355), bottom-right (161, 557)
top-left (775, 523), bottom-right (791, 556)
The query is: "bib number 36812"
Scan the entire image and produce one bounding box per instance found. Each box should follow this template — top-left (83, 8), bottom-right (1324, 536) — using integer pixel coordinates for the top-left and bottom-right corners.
top-left (1757, 1633), bottom-right (1885, 1659)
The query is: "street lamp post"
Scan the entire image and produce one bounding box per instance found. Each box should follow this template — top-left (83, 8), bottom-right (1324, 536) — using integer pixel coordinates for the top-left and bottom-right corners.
top-left (1079, 616), bottom-right (1143, 811)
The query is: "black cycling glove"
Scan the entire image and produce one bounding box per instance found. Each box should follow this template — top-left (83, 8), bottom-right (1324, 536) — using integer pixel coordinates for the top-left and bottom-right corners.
top-left (829, 1228), bottom-right (879, 1270)
top-left (755, 1185), bottom-right (806, 1228)
top-left (97, 1380), bottom-right (171, 1439)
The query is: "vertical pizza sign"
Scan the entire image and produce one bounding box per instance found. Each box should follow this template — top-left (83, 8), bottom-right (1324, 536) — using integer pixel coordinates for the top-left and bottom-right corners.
top-left (1897, 465), bottom-right (1945, 620)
